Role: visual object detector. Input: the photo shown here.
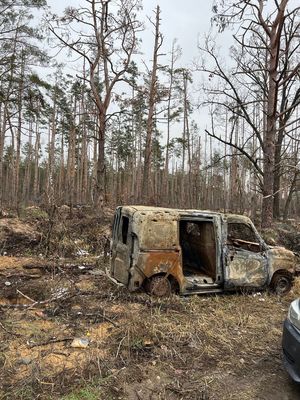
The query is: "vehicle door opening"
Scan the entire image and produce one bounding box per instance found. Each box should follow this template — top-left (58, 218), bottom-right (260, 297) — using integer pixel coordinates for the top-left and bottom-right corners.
top-left (110, 211), bottom-right (132, 286)
top-left (179, 220), bottom-right (216, 283)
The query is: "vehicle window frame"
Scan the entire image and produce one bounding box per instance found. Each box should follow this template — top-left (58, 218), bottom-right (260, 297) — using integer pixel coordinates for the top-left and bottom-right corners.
top-left (120, 215), bottom-right (129, 245)
top-left (112, 210), bottom-right (121, 241)
top-left (227, 222), bottom-right (262, 253)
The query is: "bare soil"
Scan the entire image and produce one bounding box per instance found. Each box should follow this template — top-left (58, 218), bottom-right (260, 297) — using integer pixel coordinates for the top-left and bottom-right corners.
top-left (1, 209), bottom-right (300, 399)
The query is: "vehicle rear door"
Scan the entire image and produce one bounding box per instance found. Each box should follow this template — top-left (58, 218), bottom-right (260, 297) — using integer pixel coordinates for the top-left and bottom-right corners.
top-left (110, 209), bottom-right (132, 285)
top-left (223, 222), bottom-right (268, 290)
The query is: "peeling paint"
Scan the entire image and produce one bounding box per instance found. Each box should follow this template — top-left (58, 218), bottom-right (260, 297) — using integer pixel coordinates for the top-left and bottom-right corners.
top-left (110, 206), bottom-right (299, 295)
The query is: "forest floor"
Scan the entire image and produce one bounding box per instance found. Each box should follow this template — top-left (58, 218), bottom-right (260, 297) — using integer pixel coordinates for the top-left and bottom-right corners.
top-left (1, 206), bottom-right (300, 400)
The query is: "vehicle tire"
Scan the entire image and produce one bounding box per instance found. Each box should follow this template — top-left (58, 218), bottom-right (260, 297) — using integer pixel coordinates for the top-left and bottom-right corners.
top-left (270, 273), bottom-right (292, 295)
top-left (145, 275), bottom-right (172, 297)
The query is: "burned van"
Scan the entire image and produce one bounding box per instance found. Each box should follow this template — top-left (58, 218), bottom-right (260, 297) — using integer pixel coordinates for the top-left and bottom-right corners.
top-left (110, 206), bottom-right (300, 296)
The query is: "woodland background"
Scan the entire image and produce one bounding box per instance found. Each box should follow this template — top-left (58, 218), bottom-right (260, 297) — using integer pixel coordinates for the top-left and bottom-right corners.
top-left (0, 0), bottom-right (299, 228)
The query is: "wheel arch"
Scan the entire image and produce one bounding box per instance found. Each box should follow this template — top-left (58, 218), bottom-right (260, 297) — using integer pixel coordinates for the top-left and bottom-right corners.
top-left (143, 272), bottom-right (180, 294)
top-left (269, 269), bottom-right (294, 295)
top-left (270, 269), bottom-right (293, 282)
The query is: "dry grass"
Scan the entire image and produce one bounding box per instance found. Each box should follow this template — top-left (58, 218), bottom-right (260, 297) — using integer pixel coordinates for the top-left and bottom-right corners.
top-left (105, 291), bottom-right (292, 399)
top-left (1, 210), bottom-right (300, 399)
top-left (1, 267), bottom-right (300, 399)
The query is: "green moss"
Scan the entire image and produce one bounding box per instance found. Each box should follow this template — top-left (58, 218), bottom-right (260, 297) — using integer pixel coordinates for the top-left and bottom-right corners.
top-left (60, 386), bottom-right (101, 400)
top-left (22, 206), bottom-right (48, 220)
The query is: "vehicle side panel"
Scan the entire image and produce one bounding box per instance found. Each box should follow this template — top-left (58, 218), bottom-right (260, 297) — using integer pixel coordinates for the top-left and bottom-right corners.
top-left (128, 251), bottom-right (184, 291)
top-left (222, 217), bottom-right (268, 289)
top-left (267, 247), bottom-right (297, 282)
top-left (224, 249), bottom-right (268, 288)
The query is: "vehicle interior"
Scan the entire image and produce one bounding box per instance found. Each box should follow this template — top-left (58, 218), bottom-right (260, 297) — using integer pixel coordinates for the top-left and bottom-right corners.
top-left (179, 220), bottom-right (216, 282)
top-left (227, 222), bottom-right (261, 253)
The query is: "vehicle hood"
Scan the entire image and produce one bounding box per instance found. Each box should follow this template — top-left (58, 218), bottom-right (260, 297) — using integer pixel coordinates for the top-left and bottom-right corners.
top-left (267, 246), bottom-right (300, 274)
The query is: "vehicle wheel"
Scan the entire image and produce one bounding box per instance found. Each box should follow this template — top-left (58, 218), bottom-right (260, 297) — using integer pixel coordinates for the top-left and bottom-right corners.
top-left (270, 273), bottom-right (292, 295)
top-left (145, 275), bottom-right (172, 297)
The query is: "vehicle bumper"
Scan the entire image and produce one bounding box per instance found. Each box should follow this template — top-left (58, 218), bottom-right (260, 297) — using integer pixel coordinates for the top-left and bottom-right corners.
top-left (282, 318), bottom-right (300, 382)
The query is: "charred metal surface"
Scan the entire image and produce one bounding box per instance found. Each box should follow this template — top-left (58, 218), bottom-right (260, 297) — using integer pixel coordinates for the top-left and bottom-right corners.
top-left (130, 251), bottom-right (186, 294)
top-left (110, 206), bottom-right (299, 295)
top-left (224, 248), bottom-right (268, 289)
top-left (132, 209), bottom-right (179, 251)
top-left (268, 247), bottom-right (299, 278)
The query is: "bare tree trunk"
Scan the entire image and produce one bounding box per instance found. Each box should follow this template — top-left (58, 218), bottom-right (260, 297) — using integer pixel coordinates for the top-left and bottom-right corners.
top-left (283, 171), bottom-right (299, 219)
top-left (261, 0), bottom-right (288, 228)
top-left (1, 28), bottom-right (18, 208)
top-left (183, 72), bottom-right (192, 207)
top-left (0, 105), bottom-right (7, 207)
top-left (96, 112), bottom-right (106, 210)
top-left (67, 125), bottom-right (76, 214)
top-left (273, 124), bottom-right (284, 218)
top-left (163, 40), bottom-right (179, 203)
top-left (33, 107), bottom-right (41, 202)
top-left (58, 131), bottom-right (64, 203)
top-left (15, 50), bottom-right (26, 213)
top-left (47, 87), bottom-right (57, 206)
top-left (142, 6), bottom-right (162, 203)
top-left (230, 114), bottom-right (239, 212)
top-left (23, 119), bottom-right (33, 205)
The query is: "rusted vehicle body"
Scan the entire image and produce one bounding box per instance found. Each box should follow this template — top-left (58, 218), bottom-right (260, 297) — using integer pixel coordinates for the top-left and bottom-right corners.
top-left (110, 206), bottom-right (299, 296)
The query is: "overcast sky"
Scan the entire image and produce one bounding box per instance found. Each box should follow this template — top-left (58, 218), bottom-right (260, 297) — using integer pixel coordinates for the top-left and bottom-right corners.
top-left (143, 1), bottom-right (213, 64)
top-left (46, 0), bottom-right (214, 66)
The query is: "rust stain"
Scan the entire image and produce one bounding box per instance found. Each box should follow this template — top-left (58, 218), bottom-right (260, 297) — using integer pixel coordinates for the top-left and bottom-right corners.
top-left (142, 251), bottom-right (184, 287)
top-left (110, 205), bottom-right (299, 295)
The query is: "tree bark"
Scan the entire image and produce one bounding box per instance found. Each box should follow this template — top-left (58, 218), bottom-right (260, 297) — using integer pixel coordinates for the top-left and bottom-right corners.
top-left (261, 0), bottom-right (288, 228)
top-left (142, 6), bottom-right (161, 203)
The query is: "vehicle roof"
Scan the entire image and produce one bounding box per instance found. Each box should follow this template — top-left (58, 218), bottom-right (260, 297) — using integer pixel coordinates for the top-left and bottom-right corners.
top-left (119, 205), bottom-right (252, 224)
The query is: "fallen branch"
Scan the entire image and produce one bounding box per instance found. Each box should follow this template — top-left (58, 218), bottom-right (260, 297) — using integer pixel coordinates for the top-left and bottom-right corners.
top-left (85, 312), bottom-right (118, 327)
top-left (0, 321), bottom-right (24, 337)
top-left (116, 334), bottom-right (127, 358)
top-left (27, 292), bottom-right (74, 310)
top-left (28, 337), bottom-right (73, 348)
top-left (0, 273), bottom-right (41, 279)
top-left (17, 289), bottom-right (35, 303)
